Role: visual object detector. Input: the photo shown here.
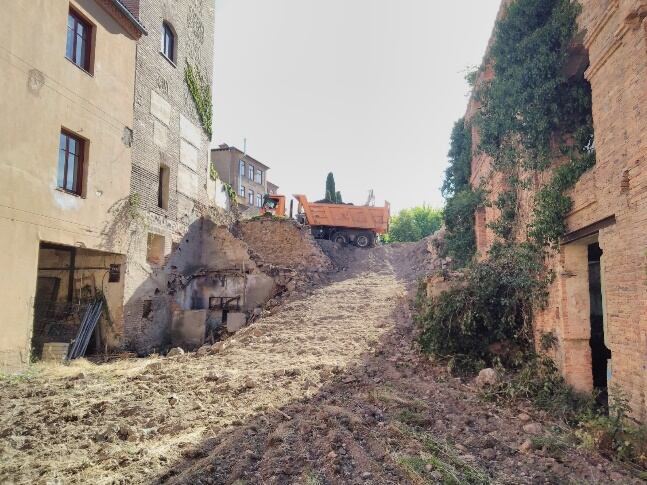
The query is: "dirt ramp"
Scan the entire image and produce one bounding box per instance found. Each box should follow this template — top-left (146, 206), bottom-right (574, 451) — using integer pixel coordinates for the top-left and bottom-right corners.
top-left (238, 219), bottom-right (332, 272)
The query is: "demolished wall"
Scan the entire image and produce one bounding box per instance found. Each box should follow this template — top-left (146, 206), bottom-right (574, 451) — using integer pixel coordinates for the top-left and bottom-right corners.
top-left (125, 217), bottom-right (333, 354)
top-left (237, 218), bottom-right (333, 272)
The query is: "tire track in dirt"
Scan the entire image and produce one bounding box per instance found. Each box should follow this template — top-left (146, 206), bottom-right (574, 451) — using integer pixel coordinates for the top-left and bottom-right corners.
top-left (0, 247), bottom-right (405, 484)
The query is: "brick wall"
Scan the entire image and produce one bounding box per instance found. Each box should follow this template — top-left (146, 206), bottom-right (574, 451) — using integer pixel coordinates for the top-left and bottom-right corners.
top-left (469, 0), bottom-right (647, 419)
top-left (123, 0), bottom-right (215, 348)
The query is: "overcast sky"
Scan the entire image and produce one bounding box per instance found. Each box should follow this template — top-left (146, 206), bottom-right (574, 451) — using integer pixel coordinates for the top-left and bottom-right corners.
top-left (212, 0), bottom-right (501, 213)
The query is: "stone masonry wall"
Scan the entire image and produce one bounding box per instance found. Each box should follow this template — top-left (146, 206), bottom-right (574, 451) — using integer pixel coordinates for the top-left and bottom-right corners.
top-left (238, 219), bottom-right (333, 272)
top-left (123, 0), bottom-right (215, 349)
top-left (468, 0), bottom-right (647, 419)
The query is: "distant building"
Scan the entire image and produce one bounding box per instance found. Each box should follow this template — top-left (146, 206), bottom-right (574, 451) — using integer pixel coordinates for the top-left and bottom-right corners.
top-left (267, 182), bottom-right (280, 195)
top-left (211, 145), bottom-right (271, 212)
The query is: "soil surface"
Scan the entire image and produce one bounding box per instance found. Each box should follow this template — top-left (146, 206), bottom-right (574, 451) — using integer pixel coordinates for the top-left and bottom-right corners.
top-left (0, 242), bottom-right (643, 484)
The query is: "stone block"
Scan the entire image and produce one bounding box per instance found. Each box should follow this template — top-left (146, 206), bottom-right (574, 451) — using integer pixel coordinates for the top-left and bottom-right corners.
top-left (180, 114), bottom-right (202, 148)
top-left (150, 90), bottom-right (171, 125)
top-left (226, 312), bottom-right (247, 333)
top-left (153, 120), bottom-right (168, 149)
top-left (180, 139), bottom-right (198, 171)
top-left (177, 164), bottom-right (199, 199)
top-left (171, 310), bottom-right (207, 348)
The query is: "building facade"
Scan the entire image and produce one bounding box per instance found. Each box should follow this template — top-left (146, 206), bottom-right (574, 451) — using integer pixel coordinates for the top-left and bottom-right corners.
top-left (0, 0), bottom-right (144, 372)
top-left (122, 0), bottom-right (216, 351)
top-left (469, 0), bottom-right (647, 419)
top-left (211, 145), bottom-right (271, 212)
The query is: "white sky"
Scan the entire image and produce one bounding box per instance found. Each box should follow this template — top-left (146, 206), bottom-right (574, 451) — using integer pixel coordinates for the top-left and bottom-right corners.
top-left (212, 0), bottom-right (501, 213)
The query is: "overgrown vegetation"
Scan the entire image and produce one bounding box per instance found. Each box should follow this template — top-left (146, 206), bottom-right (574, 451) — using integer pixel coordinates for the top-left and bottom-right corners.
top-left (386, 206), bottom-right (443, 243)
top-left (441, 119), bottom-right (481, 266)
top-left (397, 426), bottom-right (491, 485)
top-left (413, 0), bottom-right (647, 467)
top-left (417, 243), bottom-right (550, 365)
top-left (185, 62), bottom-right (213, 139)
top-left (421, 0), bottom-right (595, 363)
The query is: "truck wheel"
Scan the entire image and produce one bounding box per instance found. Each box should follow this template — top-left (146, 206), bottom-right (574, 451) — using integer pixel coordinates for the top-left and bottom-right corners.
top-left (331, 232), bottom-right (347, 245)
top-left (355, 232), bottom-right (374, 248)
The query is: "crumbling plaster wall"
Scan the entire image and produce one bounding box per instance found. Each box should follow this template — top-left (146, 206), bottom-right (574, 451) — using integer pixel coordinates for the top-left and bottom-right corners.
top-left (468, 0), bottom-right (647, 419)
top-left (0, 1), bottom-right (137, 372)
top-left (125, 219), bottom-right (277, 353)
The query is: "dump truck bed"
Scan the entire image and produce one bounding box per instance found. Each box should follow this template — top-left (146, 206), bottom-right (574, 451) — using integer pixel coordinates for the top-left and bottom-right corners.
top-left (294, 194), bottom-right (390, 234)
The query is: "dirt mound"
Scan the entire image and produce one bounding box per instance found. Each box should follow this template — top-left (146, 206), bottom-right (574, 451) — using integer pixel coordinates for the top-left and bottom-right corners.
top-left (238, 219), bottom-right (332, 272)
top-left (0, 244), bottom-right (641, 485)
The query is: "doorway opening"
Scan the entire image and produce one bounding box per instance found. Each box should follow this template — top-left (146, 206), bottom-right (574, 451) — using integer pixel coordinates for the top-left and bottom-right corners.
top-left (588, 241), bottom-right (610, 409)
top-left (32, 243), bottom-right (124, 361)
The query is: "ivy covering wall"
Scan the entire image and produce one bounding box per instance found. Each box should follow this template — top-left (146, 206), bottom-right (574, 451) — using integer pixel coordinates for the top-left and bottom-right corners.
top-left (185, 62), bottom-right (213, 139)
top-left (421, 0), bottom-right (595, 364)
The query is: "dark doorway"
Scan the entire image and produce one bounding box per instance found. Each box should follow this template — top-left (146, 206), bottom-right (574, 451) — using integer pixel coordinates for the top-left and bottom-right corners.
top-left (588, 242), bottom-right (610, 408)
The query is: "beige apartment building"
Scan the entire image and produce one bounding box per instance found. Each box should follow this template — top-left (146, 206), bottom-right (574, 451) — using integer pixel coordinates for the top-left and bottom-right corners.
top-left (0, 0), bottom-right (144, 372)
top-left (211, 144), bottom-right (272, 212)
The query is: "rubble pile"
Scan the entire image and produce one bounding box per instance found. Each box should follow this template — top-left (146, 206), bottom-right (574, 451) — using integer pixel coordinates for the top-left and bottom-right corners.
top-left (237, 218), bottom-right (333, 272)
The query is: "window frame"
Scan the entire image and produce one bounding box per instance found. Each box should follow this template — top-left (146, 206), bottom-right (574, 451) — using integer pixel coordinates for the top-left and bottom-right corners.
top-left (248, 189), bottom-right (254, 206)
top-left (248, 164), bottom-right (255, 180)
top-left (255, 168), bottom-right (263, 184)
top-left (66, 7), bottom-right (93, 73)
top-left (256, 193), bottom-right (262, 208)
top-left (57, 129), bottom-right (85, 196)
top-left (161, 21), bottom-right (176, 65)
top-left (239, 185), bottom-right (245, 197)
top-left (158, 164), bottom-right (170, 210)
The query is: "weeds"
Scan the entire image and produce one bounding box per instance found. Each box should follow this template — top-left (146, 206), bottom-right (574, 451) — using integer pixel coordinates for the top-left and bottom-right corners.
top-left (397, 426), bottom-right (491, 485)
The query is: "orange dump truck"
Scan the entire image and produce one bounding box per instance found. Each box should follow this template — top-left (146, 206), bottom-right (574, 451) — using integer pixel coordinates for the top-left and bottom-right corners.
top-left (293, 194), bottom-right (390, 248)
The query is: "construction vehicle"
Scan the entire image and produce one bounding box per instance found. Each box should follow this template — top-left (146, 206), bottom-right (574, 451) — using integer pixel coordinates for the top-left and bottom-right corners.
top-left (260, 194), bottom-right (286, 217)
top-left (293, 194), bottom-right (390, 248)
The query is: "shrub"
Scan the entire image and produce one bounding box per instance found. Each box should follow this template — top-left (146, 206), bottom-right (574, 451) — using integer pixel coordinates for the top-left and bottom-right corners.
top-left (417, 243), bottom-right (550, 364)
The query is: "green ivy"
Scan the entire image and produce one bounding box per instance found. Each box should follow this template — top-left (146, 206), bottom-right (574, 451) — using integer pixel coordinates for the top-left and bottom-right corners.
top-left (441, 118), bottom-right (482, 266)
top-left (417, 242), bottom-right (551, 364)
top-left (222, 182), bottom-right (237, 204)
top-left (529, 151), bottom-right (595, 247)
top-left (209, 163), bottom-right (219, 182)
top-left (423, 0), bottom-right (595, 366)
top-left (185, 62), bottom-right (213, 139)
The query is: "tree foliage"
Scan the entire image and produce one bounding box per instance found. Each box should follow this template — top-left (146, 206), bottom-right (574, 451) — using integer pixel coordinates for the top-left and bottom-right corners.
top-left (441, 118), bottom-right (480, 266)
top-left (323, 173), bottom-right (343, 203)
top-left (387, 206), bottom-right (443, 243)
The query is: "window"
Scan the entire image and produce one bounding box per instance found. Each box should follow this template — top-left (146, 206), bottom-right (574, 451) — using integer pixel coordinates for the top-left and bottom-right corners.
top-left (255, 169), bottom-right (263, 184)
top-left (57, 131), bottom-right (84, 195)
top-left (162, 22), bottom-right (176, 63)
top-left (239, 159), bottom-right (245, 176)
top-left (248, 164), bottom-right (254, 180)
top-left (239, 185), bottom-right (245, 197)
top-left (256, 194), bottom-right (262, 208)
top-left (146, 233), bottom-right (165, 266)
top-left (66, 8), bottom-right (92, 71)
top-left (158, 165), bottom-right (170, 209)
top-left (248, 189), bottom-right (254, 206)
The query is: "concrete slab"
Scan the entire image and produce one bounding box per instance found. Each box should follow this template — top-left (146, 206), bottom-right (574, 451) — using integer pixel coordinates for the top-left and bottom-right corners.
top-left (171, 310), bottom-right (207, 348)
